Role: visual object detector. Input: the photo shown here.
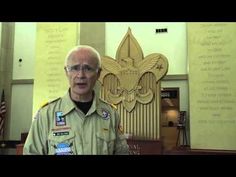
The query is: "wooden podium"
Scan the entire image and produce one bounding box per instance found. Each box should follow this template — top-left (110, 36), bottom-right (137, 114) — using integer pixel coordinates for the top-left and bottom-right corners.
top-left (127, 139), bottom-right (163, 155)
top-left (16, 132), bottom-right (28, 155)
top-left (16, 144), bottom-right (24, 155)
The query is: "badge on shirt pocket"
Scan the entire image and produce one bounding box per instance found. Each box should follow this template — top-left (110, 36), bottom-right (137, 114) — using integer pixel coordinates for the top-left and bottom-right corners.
top-left (55, 111), bottom-right (66, 126)
top-left (53, 142), bottom-right (73, 155)
top-left (48, 131), bottom-right (75, 155)
top-left (101, 109), bottom-right (111, 120)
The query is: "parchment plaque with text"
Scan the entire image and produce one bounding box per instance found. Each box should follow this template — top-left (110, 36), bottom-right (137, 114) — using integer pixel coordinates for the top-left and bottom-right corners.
top-left (33, 23), bottom-right (78, 116)
top-left (188, 23), bottom-right (236, 150)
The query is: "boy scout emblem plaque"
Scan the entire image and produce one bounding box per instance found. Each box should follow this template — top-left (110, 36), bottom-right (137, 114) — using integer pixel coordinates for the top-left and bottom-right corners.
top-left (55, 111), bottom-right (66, 126)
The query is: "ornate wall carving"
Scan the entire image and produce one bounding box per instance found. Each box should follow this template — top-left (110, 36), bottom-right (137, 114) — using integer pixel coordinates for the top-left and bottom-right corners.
top-left (99, 28), bottom-right (168, 140)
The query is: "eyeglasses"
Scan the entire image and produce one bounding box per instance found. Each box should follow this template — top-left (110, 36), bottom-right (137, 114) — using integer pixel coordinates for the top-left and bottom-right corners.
top-left (65, 64), bottom-right (99, 74)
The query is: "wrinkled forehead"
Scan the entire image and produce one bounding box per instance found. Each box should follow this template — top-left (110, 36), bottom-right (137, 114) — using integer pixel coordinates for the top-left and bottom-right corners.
top-left (67, 49), bottom-right (98, 66)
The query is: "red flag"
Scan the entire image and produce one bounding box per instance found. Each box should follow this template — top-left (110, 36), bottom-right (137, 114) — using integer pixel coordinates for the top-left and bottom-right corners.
top-left (0, 90), bottom-right (6, 137)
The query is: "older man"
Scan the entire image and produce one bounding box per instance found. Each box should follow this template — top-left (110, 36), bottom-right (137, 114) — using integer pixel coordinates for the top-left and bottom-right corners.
top-left (23, 45), bottom-right (129, 155)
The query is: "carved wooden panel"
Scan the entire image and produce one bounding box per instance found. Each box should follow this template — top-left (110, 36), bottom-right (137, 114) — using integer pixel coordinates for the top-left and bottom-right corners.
top-left (99, 28), bottom-right (168, 140)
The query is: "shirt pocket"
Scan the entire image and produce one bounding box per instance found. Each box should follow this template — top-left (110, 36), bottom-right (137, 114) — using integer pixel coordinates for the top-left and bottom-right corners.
top-left (48, 131), bottom-right (76, 155)
top-left (96, 131), bottom-right (116, 155)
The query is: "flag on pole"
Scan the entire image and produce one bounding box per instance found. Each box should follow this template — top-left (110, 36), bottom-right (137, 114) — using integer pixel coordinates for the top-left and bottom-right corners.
top-left (0, 90), bottom-right (6, 137)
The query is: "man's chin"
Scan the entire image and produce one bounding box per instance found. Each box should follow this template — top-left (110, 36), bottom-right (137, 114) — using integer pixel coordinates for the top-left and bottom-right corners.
top-left (73, 89), bottom-right (90, 95)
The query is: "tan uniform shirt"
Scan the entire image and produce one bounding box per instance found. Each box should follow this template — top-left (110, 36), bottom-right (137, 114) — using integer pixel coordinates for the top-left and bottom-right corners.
top-left (23, 91), bottom-right (129, 155)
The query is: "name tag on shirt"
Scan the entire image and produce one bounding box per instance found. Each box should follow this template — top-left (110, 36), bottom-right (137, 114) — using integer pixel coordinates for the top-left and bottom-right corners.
top-left (53, 131), bottom-right (69, 136)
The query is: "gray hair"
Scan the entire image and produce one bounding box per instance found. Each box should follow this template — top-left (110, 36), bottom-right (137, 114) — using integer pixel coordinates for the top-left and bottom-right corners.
top-left (64, 45), bottom-right (101, 68)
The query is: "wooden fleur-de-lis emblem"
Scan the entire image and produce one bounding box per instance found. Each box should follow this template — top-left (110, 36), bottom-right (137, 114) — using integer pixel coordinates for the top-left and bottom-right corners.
top-left (99, 28), bottom-right (168, 112)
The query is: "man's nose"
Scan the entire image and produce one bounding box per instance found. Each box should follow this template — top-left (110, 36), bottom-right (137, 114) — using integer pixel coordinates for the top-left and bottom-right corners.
top-left (75, 69), bottom-right (86, 77)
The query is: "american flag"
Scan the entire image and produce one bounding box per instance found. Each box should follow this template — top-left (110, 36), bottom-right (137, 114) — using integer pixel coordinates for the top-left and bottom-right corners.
top-left (0, 90), bottom-right (6, 137)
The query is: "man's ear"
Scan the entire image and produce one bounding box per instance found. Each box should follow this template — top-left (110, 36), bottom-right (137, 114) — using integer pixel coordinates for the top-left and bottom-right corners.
top-left (64, 67), bottom-right (69, 77)
top-left (97, 68), bottom-right (102, 79)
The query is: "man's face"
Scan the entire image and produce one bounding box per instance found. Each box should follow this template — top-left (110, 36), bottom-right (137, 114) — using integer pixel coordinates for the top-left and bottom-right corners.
top-left (65, 49), bottom-right (100, 101)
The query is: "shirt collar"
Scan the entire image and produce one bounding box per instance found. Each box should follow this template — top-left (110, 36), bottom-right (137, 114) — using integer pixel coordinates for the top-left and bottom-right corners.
top-left (86, 91), bottom-right (104, 116)
top-left (77, 91), bottom-right (108, 118)
top-left (61, 89), bottom-right (103, 117)
top-left (61, 90), bottom-right (76, 116)
top-left (96, 97), bottom-right (111, 118)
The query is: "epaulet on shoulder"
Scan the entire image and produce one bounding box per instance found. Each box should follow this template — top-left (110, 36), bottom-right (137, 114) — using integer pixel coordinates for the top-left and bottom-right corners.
top-left (99, 98), bottom-right (117, 109)
top-left (110, 103), bottom-right (117, 109)
top-left (40, 97), bottom-right (60, 109)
